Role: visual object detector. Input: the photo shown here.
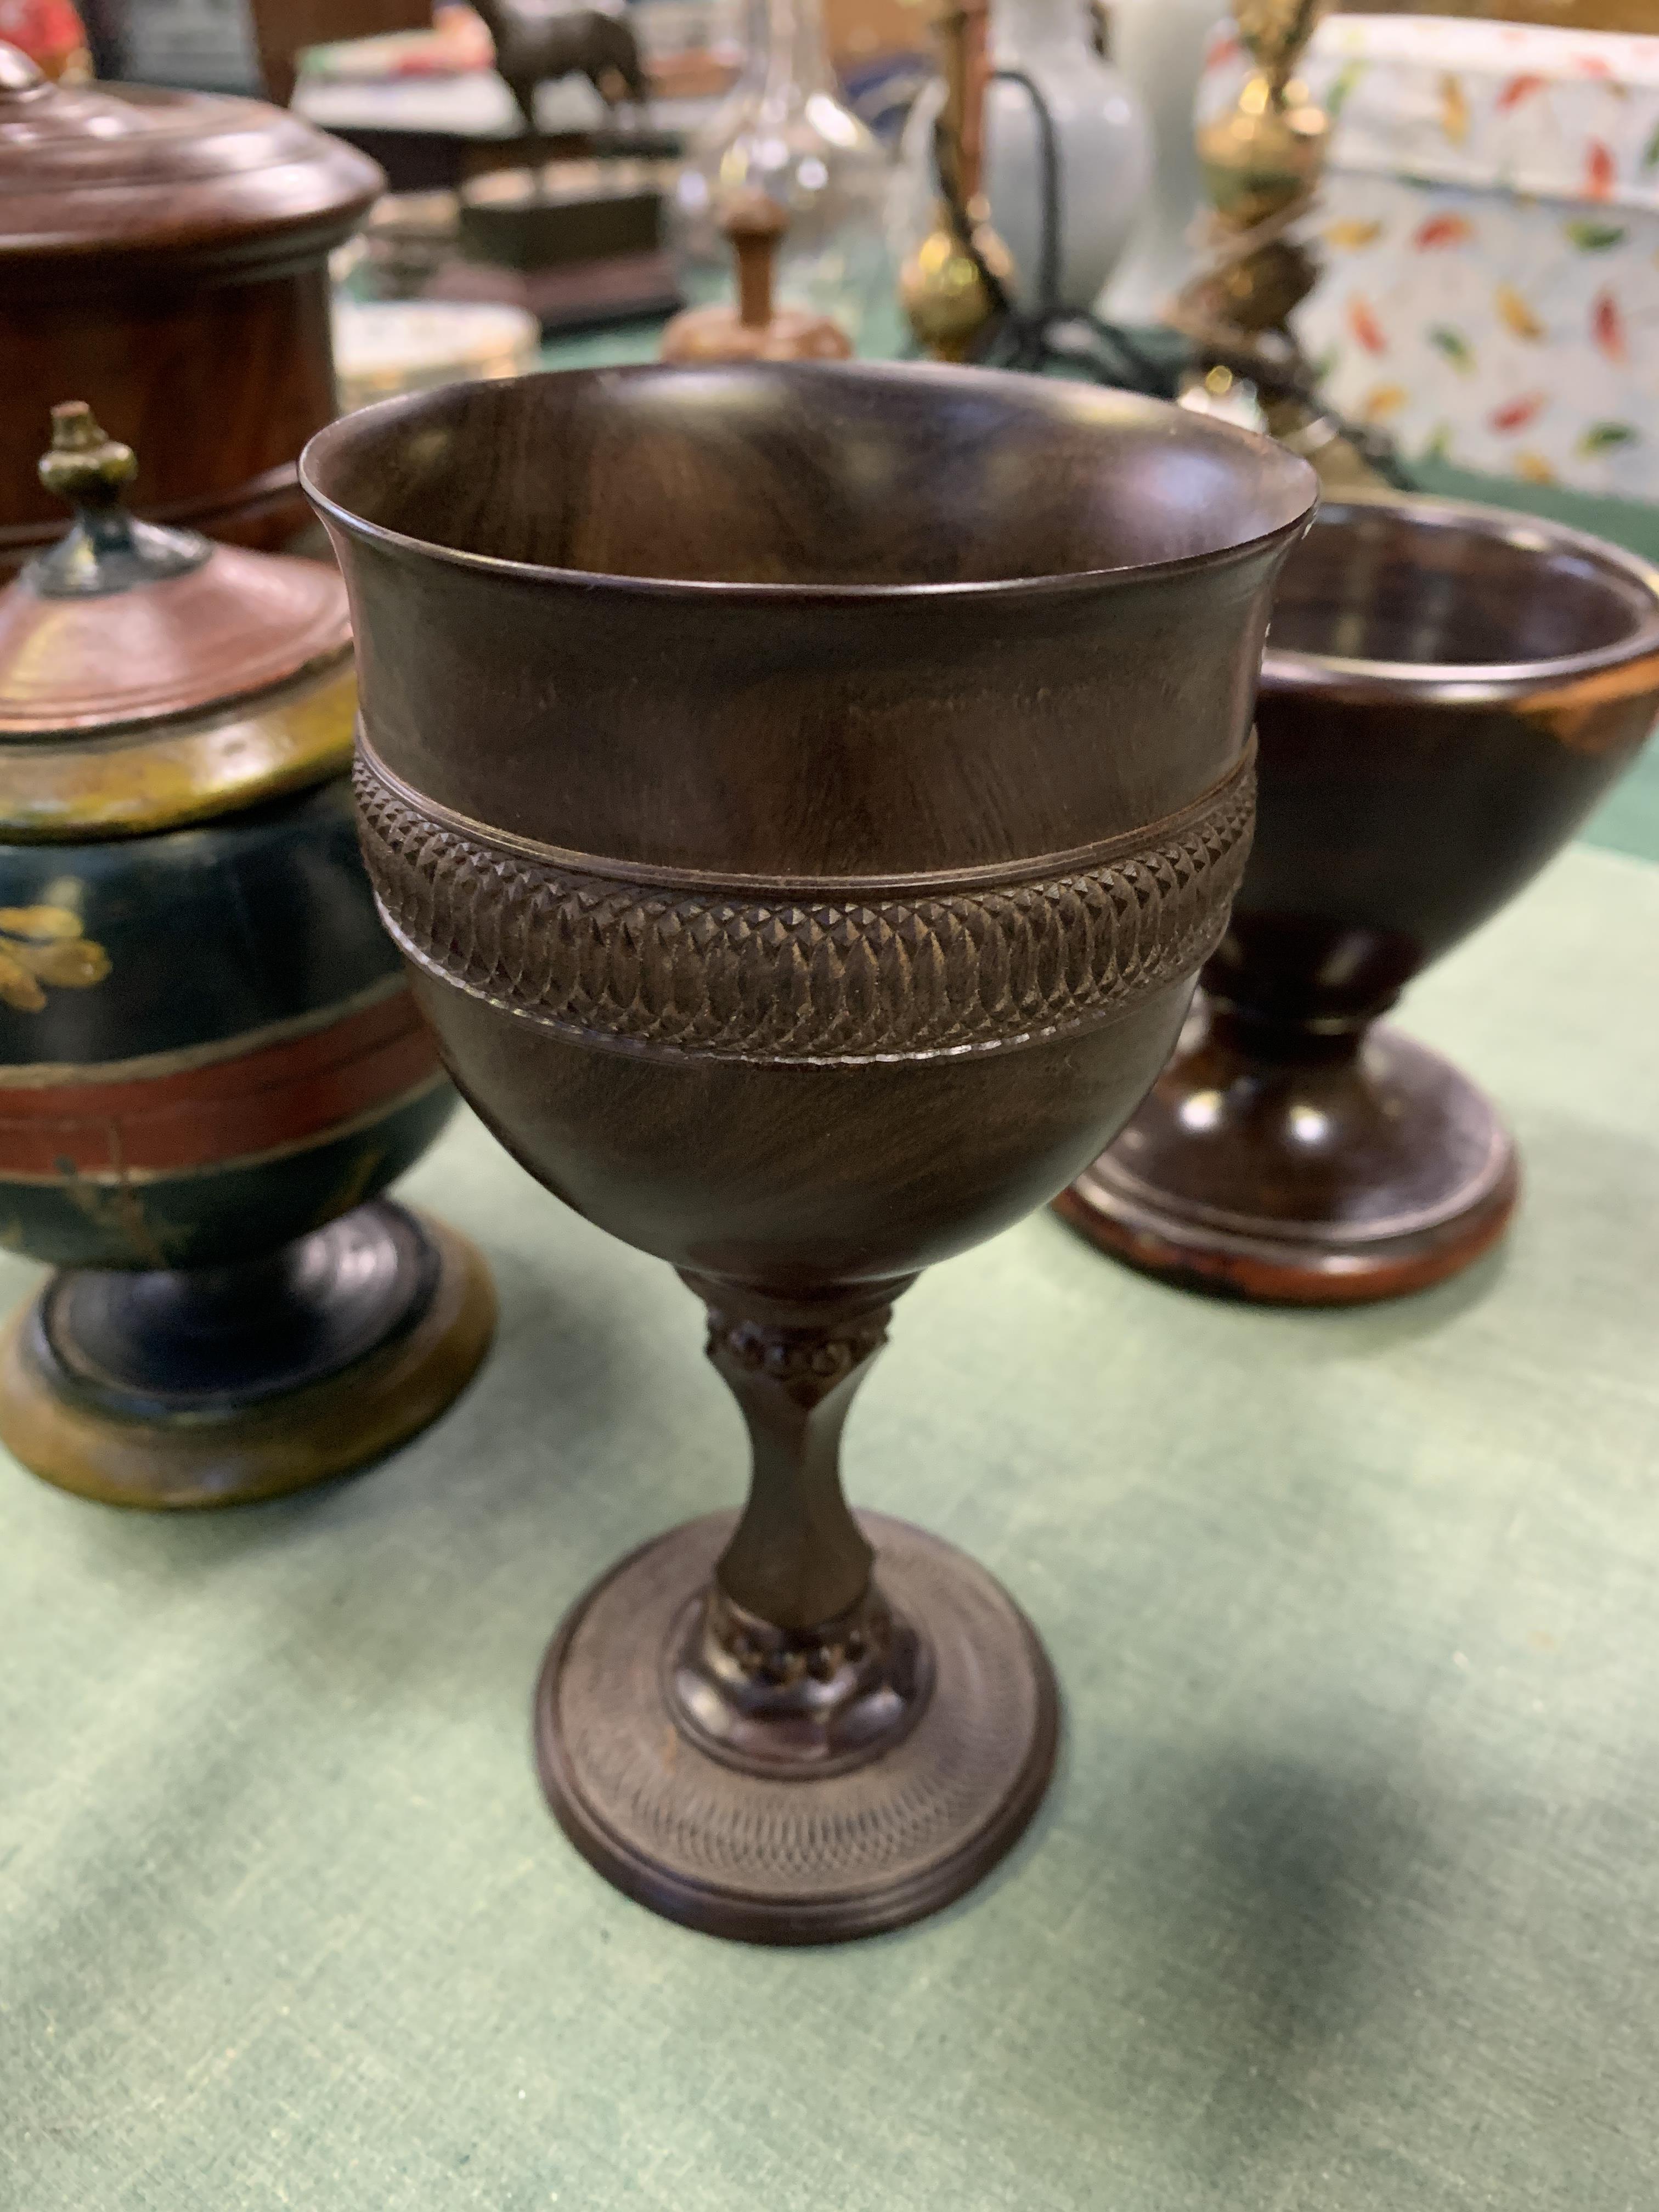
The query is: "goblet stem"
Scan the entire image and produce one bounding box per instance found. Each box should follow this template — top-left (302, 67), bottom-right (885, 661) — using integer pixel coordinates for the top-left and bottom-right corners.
top-left (1204, 994), bottom-right (1372, 1069)
top-left (670, 1272), bottom-right (930, 1774)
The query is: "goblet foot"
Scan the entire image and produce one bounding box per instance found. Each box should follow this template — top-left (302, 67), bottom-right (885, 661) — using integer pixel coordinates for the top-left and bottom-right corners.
top-left (535, 1509), bottom-right (1059, 1945)
top-left (1057, 1012), bottom-right (1519, 1305)
top-left (0, 1200), bottom-right (495, 1507)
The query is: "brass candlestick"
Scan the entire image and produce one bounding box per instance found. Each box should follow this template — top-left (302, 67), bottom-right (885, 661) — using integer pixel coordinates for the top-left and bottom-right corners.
top-left (900, 0), bottom-right (1014, 363)
top-left (1172, 0), bottom-right (1393, 488)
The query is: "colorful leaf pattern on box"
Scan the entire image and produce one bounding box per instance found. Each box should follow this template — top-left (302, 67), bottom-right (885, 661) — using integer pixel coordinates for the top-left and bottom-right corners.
top-left (1197, 12), bottom-right (1659, 498)
top-left (1440, 74), bottom-right (1470, 146)
top-left (1579, 422), bottom-right (1640, 454)
top-left (1414, 213), bottom-right (1475, 249)
top-left (1348, 297), bottom-right (1387, 354)
top-left (1590, 289), bottom-right (1627, 360)
top-left (1495, 284), bottom-right (1546, 340)
top-left (1496, 74), bottom-right (1544, 114)
top-left (1325, 219), bottom-right (1383, 250)
top-left (1429, 325), bottom-right (1476, 373)
top-left (1489, 393), bottom-right (1550, 434)
top-left (1326, 61), bottom-right (1365, 121)
top-left (1565, 219), bottom-right (1628, 251)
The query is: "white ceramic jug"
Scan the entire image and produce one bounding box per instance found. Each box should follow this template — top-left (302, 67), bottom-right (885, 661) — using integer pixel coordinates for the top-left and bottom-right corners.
top-left (891, 0), bottom-right (1150, 318)
top-left (1101, 0), bottom-right (1231, 324)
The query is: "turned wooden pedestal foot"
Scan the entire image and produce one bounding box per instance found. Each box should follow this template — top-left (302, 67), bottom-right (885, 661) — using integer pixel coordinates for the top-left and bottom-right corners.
top-left (0, 1200), bottom-right (495, 1506)
top-left (1057, 1001), bottom-right (1519, 1305)
top-left (534, 1280), bottom-right (1058, 1944)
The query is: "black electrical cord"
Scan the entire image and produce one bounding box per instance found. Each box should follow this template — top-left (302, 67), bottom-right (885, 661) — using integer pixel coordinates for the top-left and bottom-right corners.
top-left (955, 67), bottom-right (1178, 396)
top-left (924, 63), bottom-right (1415, 479)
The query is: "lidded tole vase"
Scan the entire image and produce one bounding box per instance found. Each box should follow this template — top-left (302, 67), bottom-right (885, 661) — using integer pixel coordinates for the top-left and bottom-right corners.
top-left (0, 405), bottom-right (494, 1508)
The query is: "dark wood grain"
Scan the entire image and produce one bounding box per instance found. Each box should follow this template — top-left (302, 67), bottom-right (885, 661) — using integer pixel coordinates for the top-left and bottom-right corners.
top-left (1061, 494), bottom-right (1659, 1302)
top-left (309, 359), bottom-right (1317, 1942)
top-left (0, 48), bottom-right (382, 566)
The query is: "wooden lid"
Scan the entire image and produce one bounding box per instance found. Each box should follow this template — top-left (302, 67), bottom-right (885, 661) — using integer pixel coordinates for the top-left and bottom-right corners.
top-left (0, 405), bottom-right (353, 837)
top-left (0, 41), bottom-right (382, 285)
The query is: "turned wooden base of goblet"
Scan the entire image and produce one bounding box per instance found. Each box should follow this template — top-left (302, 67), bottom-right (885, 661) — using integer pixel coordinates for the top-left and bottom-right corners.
top-left (535, 1278), bottom-right (1058, 1944)
top-left (1057, 1005), bottom-right (1519, 1305)
top-left (536, 1510), bottom-right (1058, 1945)
top-left (0, 1201), bottom-right (495, 1508)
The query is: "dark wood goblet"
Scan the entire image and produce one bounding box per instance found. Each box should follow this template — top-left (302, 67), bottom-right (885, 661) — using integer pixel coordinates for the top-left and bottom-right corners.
top-left (1059, 494), bottom-right (1659, 1303)
top-left (304, 362), bottom-right (1316, 1943)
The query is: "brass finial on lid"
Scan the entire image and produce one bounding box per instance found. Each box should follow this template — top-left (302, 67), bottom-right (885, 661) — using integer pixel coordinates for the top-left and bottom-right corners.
top-left (38, 403), bottom-right (138, 506)
top-left (26, 404), bottom-right (210, 601)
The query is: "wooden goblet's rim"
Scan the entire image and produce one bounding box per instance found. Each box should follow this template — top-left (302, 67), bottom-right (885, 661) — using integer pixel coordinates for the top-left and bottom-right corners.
top-left (1261, 493), bottom-right (1659, 709)
top-left (302, 361), bottom-right (1318, 883)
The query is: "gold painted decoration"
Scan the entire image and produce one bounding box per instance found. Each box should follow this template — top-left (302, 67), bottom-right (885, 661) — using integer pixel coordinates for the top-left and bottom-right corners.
top-left (0, 659), bottom-right (356, 843)
top-left (0, 902), bottom-right (110, 1011)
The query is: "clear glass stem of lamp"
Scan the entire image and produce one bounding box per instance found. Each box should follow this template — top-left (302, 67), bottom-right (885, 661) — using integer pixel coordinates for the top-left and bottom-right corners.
top-left (747, 0), bottom-right (835, 112)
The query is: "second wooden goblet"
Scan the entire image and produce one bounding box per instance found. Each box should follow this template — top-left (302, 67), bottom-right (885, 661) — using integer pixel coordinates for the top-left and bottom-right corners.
top-left (306, 362), bottom-right (1315, 1942)
top-left (1060, 494), bottom-right (1659, 1302)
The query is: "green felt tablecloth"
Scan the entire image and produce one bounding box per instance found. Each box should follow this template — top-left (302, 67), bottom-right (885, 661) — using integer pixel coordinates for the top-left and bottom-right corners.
top-left (4, 831), bottom-right (1658, 2211)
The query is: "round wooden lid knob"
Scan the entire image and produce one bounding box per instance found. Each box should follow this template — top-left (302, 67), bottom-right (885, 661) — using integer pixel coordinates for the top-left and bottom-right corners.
top-left (661, 190), bottom-right (853, 364)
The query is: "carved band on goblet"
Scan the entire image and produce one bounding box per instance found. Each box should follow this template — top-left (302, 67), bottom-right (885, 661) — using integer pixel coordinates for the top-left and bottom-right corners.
top-left (1060, 493), bottom-right (1659, 1304)
top-left (307, 360), bottom-right (1316, 1940)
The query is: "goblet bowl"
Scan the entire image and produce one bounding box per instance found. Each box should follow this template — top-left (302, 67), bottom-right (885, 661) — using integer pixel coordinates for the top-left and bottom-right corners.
top-left (305, 360), bottom-right (1316, 1941)
top-left (1060, 494), bottom-right (1659, 1301)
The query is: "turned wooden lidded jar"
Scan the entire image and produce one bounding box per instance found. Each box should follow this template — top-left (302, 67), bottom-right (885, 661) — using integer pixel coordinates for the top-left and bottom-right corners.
top-left (0, 40), bottom-right (382, 571)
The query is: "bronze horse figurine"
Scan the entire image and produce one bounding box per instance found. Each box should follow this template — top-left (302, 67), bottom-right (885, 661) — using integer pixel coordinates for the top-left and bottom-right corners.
top-left (469, 0), bottom-right (651, 134)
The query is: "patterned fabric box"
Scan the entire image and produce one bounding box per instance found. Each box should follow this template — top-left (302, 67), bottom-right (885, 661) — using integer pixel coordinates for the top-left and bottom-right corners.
top-left (1198, 14), bottom-right (1659, 498)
